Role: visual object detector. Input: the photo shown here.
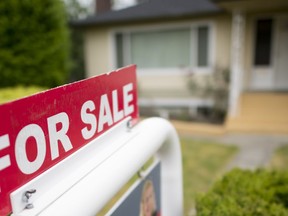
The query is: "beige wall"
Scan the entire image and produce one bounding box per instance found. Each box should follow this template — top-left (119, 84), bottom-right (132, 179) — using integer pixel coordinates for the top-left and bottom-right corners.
top-left (84, 28), bottom-right (111, 77)
top-left (214, 15), bottom-right (232, 70)
top-left (242, 14), bottom-right (253, 90)
top-left (138, 74), bottom-right (191, 98)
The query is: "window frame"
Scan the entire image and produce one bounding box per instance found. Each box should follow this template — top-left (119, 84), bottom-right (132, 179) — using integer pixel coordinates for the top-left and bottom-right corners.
top-left (110, 21), bottom-right (215, 75)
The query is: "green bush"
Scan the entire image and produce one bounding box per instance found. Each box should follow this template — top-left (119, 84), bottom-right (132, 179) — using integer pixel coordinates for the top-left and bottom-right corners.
top-left (196, 169), bottom-right (288, 216)
top-left (0, 0), bottom-right (70, 87)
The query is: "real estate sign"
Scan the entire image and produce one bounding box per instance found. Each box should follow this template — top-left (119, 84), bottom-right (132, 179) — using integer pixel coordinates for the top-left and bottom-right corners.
top-left (0, 65), bottom-right (138, 215)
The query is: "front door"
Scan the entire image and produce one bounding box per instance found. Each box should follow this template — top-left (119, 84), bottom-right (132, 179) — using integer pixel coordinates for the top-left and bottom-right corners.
top-left (251, 18), bottom-right (274, 90)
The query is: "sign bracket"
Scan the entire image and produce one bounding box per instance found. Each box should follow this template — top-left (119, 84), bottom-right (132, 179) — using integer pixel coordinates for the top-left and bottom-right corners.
top-left (11, 117), bottom-right (183, 216)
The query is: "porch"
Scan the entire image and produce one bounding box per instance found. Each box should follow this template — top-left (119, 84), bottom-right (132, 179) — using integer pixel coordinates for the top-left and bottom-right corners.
top-left (222, 0), bottom-right (288, 133)
top-left (226, 92), bottom-right (288, 133)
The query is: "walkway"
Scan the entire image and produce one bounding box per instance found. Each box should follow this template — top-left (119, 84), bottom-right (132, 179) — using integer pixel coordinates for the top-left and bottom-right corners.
top-left (171, 120), bottom-right (288, 170)
top-left (172, 121), bottom-right (288, 216)
top-left (218, 134), bottom-right (288, 170)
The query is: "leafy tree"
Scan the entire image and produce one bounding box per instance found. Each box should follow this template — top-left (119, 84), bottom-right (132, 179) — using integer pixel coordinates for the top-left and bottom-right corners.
top-left (0, 0), bottom-right (70, 87)
top-left (63, 0), bottom-right (90, 20)
top-left (63, 0), bottom-right (89, 82)
top-left (68, 27), bottom-right (85, 81)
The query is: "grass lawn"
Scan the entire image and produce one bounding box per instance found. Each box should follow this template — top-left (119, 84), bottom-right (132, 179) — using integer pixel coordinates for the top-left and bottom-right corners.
top-left (269, 144), bottom-right (288, 171)
top-left (0, 86), bottom-right (45, 104)
top-left (181, 137), bottom-right (237, 215)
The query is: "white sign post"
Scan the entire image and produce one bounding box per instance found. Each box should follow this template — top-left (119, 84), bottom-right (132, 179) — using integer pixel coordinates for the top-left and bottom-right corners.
top-left (11, 117), bottom-right (183, 216)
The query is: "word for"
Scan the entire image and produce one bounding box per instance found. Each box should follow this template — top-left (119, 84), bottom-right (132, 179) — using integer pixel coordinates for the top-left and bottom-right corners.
top-left (0, 83), bottom-right (134, 175)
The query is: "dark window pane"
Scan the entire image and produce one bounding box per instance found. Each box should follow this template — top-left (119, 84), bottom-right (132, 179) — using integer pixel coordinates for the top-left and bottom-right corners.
top-left (254, 19), bottom-right (273, 66)
top-left (197, 26), bottom-right (209, 67)
top-left (116, 33), bottom-right (124, 68)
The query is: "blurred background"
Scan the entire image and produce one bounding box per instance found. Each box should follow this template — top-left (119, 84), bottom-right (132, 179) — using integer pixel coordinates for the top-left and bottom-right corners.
top-left (1, 0), bottom-right (288, 215)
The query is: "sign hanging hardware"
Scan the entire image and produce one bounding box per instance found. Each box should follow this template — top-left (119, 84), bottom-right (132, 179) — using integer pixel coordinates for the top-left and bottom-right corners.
top-left (137, 170), bottom-right (144, 179)
top-left (137, 165), bottom-right (147, 179)
top-left (127, 119), bottom-right (133, 131)
top-left (23, 189), bottom-right (37, 209)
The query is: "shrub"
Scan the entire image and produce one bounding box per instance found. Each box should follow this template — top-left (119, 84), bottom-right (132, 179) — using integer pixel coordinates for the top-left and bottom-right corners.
top-left (187, 67), bottom-right (230, 123)
top-left (0, 0), bottom-right (70, 87)
top-left (196, 169), bottom-right (288, 216)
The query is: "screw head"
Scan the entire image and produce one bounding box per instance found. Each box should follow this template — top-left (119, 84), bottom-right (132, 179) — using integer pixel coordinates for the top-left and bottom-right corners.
top-left (25, 203), bottom-right (34, 209)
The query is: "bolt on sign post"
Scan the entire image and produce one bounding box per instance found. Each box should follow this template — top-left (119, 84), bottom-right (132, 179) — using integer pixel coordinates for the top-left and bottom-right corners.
top-left (0, 65), bottom-right (183, 216)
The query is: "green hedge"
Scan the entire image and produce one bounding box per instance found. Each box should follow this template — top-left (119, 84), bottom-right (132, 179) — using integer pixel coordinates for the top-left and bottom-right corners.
top-left (0, 0), bottom-right (70, 87)
top-left (196, 169), bottom-right (288, 216)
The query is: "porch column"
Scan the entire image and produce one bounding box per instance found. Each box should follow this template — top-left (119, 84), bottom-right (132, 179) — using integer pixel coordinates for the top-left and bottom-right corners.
top-left (229, 11), bottom-right (245, 117)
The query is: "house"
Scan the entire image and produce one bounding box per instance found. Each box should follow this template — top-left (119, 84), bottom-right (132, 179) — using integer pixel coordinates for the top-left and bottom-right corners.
top-left (74, 0), bottom-right (288, 133)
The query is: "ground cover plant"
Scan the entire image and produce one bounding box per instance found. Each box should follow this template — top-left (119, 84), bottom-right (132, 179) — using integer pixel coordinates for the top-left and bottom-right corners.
top-left (0, 86), bottom-right (45, 104)
top-left (270, 144), bottom-right (288, 171)
top-left (181, 138), bottom-right (237, 215)
top-left (196, 168), bottom-right (288, 216)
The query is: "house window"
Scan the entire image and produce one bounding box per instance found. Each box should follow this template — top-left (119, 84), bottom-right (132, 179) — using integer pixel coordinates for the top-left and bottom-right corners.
top-left (115, 33), bottom-right (124, 68)
top-left (254, 18), bottom-right (274, 66)
top-left (131, 29), bottom-right (191, 68)
top-left (115, 25), bottom-right (211, 70)
top-left (197, 26), bottom-right (209, 67)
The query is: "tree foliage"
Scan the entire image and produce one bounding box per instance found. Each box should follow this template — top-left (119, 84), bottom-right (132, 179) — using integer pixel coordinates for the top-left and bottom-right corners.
top-left (63, 0), bottom-right (89, 82)
top-left (63, 0), bottom-right (90, 20)
top-left (0, 0), bottom-right (70, 87)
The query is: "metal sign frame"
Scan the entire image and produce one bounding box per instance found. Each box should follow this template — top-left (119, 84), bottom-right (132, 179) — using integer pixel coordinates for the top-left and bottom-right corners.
top-left (11, 117), bottom-right (183, 216)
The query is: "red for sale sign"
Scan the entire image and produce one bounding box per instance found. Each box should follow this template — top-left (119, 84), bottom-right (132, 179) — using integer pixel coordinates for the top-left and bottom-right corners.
top-left (0, 65), bottom-right (138, 215)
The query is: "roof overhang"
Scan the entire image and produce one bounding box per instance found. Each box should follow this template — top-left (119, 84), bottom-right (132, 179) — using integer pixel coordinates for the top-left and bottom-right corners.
top-left (72, 0), bottom-right (223, 28)
top-left (213, 0), bottom-right (288, 12)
